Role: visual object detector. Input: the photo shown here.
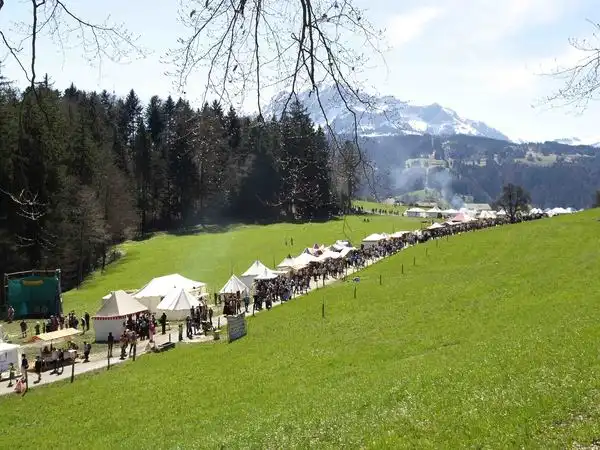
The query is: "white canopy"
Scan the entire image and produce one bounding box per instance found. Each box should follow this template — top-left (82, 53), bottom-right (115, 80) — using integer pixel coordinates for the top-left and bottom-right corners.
top-left (319, 249), bottom-right (342, 260)
top-left (276, 257), bottom-right (296, 270)
top-left (240, 260), bottom-right (273, 287)
top-left (134, 274), bottom-right (205, 312)
top-left (156, 288), bottom-right (201, 320)
top-left (254, 267), bottom-right (279, 281)
top-left (362, 233), bottom-right (385, 242)
top-left (241, 260), bottom-right (270, 277)
top-left (93, 291), bottom-right (148, 342)
top-left (427, 222), bottom-right (445, 230)
top-left (293, 252), bottom-right (320, 267)
top-left (339, 246), bottom-right (357, 257)
top-left (0, 342), bottom-right (20, 373)
top-left (390, 231), bottom-right (410, 238)
top-left (219, 274), bottom-right (250, 295)
top-left (95, 290), bottom-right (148, 319)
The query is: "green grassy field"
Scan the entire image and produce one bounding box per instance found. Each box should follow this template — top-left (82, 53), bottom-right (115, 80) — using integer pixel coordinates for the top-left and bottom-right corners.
top-left (3, 214), bottom-right (423, 343)
top-left (1, 210), bottom-right (599, 448)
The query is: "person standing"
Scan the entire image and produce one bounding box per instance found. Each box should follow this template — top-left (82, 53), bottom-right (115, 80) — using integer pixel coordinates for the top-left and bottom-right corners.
top-left (34, 356), bottom-right (42, 383)
top-left (107, 332), bottom-right (114, 358)
top-left (20, 354), bottom-right (29, 379)
top-left (83, 342), bottom-right (91, 362)
top-left (159, 313), bottom-right (167, 335)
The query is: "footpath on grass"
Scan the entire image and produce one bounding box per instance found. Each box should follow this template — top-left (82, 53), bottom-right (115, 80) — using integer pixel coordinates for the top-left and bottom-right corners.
top-left (0, 252), bottom-right (390, 397)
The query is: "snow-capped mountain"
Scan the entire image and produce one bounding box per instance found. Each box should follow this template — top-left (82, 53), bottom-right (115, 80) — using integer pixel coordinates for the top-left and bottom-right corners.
top-left (263, 85), bottom-right (510, 141)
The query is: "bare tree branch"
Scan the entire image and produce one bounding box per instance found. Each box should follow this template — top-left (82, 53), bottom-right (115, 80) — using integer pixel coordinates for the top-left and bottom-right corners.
top-left (542, 19), bottom-right (600, 110)
top-left (168, 0), bottom-right (387, 198)
top-left (1, 0), bottom-right (146, 91)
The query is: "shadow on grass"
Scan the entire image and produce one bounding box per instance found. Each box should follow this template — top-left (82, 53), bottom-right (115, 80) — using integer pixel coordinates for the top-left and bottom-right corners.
top-left (165, 216), bottom-right (345, 237)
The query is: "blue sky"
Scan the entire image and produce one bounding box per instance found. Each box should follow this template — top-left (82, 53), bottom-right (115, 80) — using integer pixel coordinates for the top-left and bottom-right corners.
top-left (1, 0), bottom-right (599, 142)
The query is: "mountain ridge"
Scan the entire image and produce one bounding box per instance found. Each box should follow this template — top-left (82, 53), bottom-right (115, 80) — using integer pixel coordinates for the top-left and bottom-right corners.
top-left (263, 86), bottom-right (510, 141)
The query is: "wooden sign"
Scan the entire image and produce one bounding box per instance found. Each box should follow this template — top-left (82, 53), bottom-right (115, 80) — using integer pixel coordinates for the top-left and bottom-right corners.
top-left (227, 313), bottom-right (247, 343)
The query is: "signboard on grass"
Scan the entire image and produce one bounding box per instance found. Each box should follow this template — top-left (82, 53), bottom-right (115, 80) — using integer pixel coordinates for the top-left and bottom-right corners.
top-left (227, 313), bottom-right (247, 343)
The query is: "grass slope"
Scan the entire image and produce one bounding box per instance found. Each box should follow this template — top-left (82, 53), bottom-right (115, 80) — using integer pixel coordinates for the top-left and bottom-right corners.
top-left (1, 211), bottom-right (600, 449)
top-left (63, 215), bottom-right (418, 314)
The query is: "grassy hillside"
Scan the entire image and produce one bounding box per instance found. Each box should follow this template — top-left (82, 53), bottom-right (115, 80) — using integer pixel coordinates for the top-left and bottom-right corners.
top-left (60, 214), bottom-right (420, 315)
top-left (1, 211), bottom-right (599, 449)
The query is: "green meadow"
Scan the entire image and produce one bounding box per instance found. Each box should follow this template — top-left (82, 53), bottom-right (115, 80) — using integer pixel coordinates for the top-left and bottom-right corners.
top-left (1, 210), bottom-right (599, 448)
top-left (3, 214), bottom-right (422, 343)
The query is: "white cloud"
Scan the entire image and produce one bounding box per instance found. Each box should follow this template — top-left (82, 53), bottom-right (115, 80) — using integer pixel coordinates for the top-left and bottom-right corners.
top-left (385, 7), bottom-right (443, 48)
top-left (439, 0), bottom-right (571, 45)
top-left (463, 46), bottom-right (589, 95)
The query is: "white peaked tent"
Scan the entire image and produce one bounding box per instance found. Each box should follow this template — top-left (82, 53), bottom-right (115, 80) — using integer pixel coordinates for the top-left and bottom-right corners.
top-left (277, 257), bottom-right (296, 271)
top-left (427, 222), bottom-right (445, 230)
top-left (293, 252), bottom-right (320, 268)
top-left (254, 267), bottom-right (279, 281)
top-left (134, 274), bottom-right (206, 313)
top-left (156, 288), bottom-right (201, 321)
top-left (426, 206), bottom-right (442, 218)
top-left (240, 260), bottom-right (271, 288)
top-left (219, 274), bottom-right (250, 296)
top-left (93, 290), bottom-right (148, 342)
top-left (339, 246), bottom-right (357, 258)
top-left (318, 249), bottom-right (341, 260)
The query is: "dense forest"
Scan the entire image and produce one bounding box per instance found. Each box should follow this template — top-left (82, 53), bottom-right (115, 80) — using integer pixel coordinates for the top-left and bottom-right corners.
top-left (0, 75), bottom-right (360, 290)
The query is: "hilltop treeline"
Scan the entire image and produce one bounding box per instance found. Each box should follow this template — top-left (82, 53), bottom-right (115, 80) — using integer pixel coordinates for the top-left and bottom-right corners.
top-left (0, 78), bottom-right (359, 289)
top-left (363, 134), bottom-right (600, 208)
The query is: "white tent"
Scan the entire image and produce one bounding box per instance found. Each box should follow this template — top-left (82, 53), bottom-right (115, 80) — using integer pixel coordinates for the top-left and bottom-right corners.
top-left (0, 341), bottom-right (20, 373)
top-left (319, 249), bottom-right (342, 260)
top-left (425, 206), bottom-right (442, 218)
top-left (156, 288), bottom-right (201, 321)
top-left (390, 231), bottom-right (410, 239)
top-left (339, 246), bottom-right (357, 258)
top-left (134, 274), bottom-right (206, 312)
top-left (254, 267), bottom-right (279, 281)
top-left (276, 257), bottom-right (296, 271)
top-left (219, 274), bottom-right (250, 296)
top-left (93, 290), bottom-right (148, 342)
top-left (405, 207), bottom-right (425, 217)
top-left (240, 260), bottom-right (271, 288)
top-left (362, 233), bottom-right (386, 248)
top-left (427, 222), bottom-right (445, 230)
top-left (293, 252), bottom-right (320, 267)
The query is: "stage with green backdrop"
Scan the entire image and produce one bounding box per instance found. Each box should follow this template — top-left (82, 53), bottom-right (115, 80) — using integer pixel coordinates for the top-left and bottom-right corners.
top-left (4, 270), bottom-right (62, 319)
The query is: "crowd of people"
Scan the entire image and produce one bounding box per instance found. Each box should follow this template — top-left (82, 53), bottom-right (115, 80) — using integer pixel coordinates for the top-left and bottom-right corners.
top-left (219, 212), bottom-right (547, 317)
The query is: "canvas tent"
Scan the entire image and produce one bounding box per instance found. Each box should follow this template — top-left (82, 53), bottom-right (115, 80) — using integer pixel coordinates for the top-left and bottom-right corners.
top-left (405, 207), bottom-right (425, 217)
top-left (0, 341), bottom-right (20, 373)
top-left (319, 249), bottom-right (342, 260)
top-left (134, 274), bottom-right (206, 312)
top-left (156, 288), bottom-right (201, 321)
top-left (219, 275), bottom-right (250, 296)
top-left (425, 206), bottom-right (442, 218)
top-left (240, 260), bottom-right (272, 288)
top-left (276, 257), bottom-right (296, 271)
top-left (293, 252), bottom-right (320, 269)
top-left (93, 290), bottom-right (148, 342)
top-left (427, 222), bottom-right (445, 230)
top-left (254, 267), bottom-right (279, 281)
top-left (362, 233), bottom-right (386, 248)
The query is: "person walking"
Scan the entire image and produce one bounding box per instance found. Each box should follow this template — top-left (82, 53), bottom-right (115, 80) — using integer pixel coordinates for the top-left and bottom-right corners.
top-left (34, 356), bottom-right (42, 383)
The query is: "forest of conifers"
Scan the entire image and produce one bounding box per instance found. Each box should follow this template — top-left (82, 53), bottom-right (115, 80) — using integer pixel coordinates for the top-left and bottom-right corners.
top-left (0, 76), bottom-right (359, 290)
